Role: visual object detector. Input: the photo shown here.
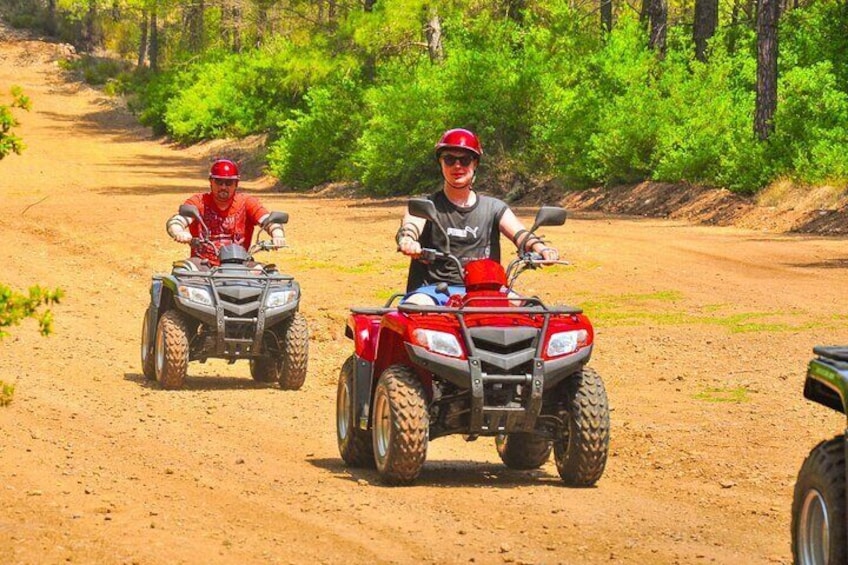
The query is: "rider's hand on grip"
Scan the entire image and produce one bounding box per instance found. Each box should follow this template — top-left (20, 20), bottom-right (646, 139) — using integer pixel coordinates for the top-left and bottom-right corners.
top-left (173, 230), bottom-right (192, 244)
top-left (397, 236), bottom-right (422, 258)
top-left (418, 248), bottom-right (437, 264)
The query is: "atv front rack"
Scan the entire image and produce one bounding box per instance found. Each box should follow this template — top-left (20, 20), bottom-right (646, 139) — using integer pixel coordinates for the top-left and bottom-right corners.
top-left (169, 269), bottom-right (297, 358)
top-left (397, 294), bottom-right (582, 315)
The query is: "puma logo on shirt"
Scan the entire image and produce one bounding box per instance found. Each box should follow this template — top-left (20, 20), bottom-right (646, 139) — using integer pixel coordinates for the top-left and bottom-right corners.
top-left (447, 226), bottom-right (480, 239)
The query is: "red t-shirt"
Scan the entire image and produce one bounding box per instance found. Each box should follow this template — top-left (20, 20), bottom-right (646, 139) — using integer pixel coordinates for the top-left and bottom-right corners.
top-left (185, 192), bottom-right (269, 263)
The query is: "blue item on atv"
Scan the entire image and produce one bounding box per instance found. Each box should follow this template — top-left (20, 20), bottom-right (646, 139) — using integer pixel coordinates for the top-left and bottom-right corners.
top-left (402, 284), bottom-right (465, 306)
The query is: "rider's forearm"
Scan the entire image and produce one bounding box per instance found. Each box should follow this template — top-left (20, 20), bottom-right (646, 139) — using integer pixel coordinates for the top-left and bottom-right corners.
top-left (166, 214), bottom-right (190, 239)
top-left (263, 223), bottom-right (284, 238)
top-left (396, 225), bottom-right (420, 246)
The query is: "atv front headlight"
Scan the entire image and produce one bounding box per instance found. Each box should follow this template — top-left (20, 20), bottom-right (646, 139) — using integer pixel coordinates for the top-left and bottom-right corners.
top-left (412, 329), bottom-right (463, 358)
top-left (266, 289), bottom-right (297, 308)
top-left (178, 285), bottom-right (212, 306)
top-left (546, 330), bottom-right (588, 358)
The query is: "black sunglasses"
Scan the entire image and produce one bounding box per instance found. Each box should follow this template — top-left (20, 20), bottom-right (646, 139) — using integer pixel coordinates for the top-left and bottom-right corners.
top-left (441, 154), bottom-right (475, 167)
top-left (213, 178), bottom-right (237, 186)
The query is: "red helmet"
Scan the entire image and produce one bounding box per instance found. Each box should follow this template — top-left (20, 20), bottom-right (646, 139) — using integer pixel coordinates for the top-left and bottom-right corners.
top-left (209, 159), bottom-right (240, 180)
top-left (435, 128), bottom-right (483, 158)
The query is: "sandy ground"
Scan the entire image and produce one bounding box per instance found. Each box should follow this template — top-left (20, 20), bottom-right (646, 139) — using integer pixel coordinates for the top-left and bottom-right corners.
top-left (1, 29), bottom-right (848, 565)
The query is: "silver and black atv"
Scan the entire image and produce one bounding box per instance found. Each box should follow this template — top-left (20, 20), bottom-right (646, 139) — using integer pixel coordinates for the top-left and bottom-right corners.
top-left (791, 346), bottom-right (848, 564)
top-left (140, 204), bottom-right (308, 390)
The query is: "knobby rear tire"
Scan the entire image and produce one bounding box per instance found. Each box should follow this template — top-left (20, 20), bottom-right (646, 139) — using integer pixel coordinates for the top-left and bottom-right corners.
top-left (249, 357), bottom-right (278, 383)
top-left (141, 309), bottom-right (156, 381)
top-left (496, 433), bottom-right (552, 470)
top-left (278, 312), bottom-right (309, 390)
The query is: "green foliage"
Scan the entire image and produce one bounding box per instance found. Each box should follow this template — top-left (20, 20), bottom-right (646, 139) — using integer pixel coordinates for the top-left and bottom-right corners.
top-left (33, 0), bottom-right (848, 195)
top-left (694, 386), bottom-right (751, 403)
top-left (771, 62), bottom-right (848, 184)
top-left (160, 39), bottom-right (355, 143)
top-left (354, 14), bottom-right (543, 194)
top-left (58, 55), bottom-right (130, 86)
top-left (267, 78), bottom-right (366, 189)
top-left (132, 68), bottom-right (189, 136)
top-left (0, 380), bottom-right (13, 407)
top-left (0, 285), bottom-right (64, 339)
top-left (0, 380), bottom-right (15, 407)
top-left (0, 86), bottom-right (31, 159)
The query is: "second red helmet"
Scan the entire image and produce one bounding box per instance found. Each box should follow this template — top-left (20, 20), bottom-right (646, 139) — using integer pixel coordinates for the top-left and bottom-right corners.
top-left (209, 159), bottom-right (240, 180)
top-left (435, 128), bottom-right (483, 158)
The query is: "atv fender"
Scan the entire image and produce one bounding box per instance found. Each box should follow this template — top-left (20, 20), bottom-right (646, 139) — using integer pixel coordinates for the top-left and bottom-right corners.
top-left (351, 354), bottom-right (374, 431)
top-left (346, 312), bottom-right (381, 362)
top-left (805, 350), bottom-right (848, 414)
top-left (144, 275), bottom-right (178, 344)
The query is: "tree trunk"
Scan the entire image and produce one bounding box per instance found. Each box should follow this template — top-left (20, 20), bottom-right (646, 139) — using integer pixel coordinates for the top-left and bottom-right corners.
top-left (184, 0), bottom-right (205, 53)
top-left (755, 0), bottom-right (779, 140)
top-left (425, 7), bottom-right (443, 63)
top-left (81, 0), bottom-right (99, 52)
top-left (506, 0), bottom-right (527, 23)
top-left (137, 10), bottom-right (149, 69)
top-left (601, 0), bottom-right (613, 34)
top-left (149, 10), bottom-right (159, 72)
top-left (362, 0), bottom-right (377, 80)
top-left (44, 0), bottom-right (57, 36)
top-left (231, 3), bottom-right (242, 52)
top-left (693, 0), bottom-right (718, 61)
top-left (640, 0), bottom-right (651, 26)
top-left (648, 0), bottom-right (667, 55)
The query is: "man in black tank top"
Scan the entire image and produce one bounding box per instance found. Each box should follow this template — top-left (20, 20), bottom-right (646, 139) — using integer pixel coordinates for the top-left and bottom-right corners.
top-left (396, 128), bottom-right (560, 305)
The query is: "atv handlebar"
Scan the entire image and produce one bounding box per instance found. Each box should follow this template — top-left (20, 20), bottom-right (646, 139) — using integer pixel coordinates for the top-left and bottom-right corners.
top-left (418, 247), bottom-right (464, 278)
top-left (417, 248), bottom-right (570, 289)
top-left (505, 253), bottom-right (571, 291)
top-left (248, 240), bottom-right (286, 254)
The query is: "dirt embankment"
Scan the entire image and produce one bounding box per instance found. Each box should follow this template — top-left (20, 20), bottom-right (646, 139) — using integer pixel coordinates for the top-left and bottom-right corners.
top-left (556, 181), bottom-right (848, 236)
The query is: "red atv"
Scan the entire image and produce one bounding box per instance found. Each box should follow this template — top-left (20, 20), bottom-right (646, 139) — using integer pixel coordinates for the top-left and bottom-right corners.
top-left (336, 198), bottom-right (609, 485)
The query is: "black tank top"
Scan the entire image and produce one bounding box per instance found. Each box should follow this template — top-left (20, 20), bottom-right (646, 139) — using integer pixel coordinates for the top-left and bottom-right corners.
top-left (406, 190), bottom-right (508, 291)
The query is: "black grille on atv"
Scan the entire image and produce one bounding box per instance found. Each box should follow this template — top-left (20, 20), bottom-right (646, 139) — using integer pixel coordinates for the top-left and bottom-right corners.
top-left (216, 285), bottom-right (262, 317)
top-left (468, 327), bottom-right (538, 375)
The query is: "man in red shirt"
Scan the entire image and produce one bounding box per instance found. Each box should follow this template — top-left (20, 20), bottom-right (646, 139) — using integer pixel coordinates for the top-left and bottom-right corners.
top-left (165, 159), bottom-right (285, 266)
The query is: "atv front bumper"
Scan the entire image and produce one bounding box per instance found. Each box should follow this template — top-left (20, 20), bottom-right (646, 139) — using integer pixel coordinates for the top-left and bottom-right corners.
top-left (405, 343), bottom-right (592, 434)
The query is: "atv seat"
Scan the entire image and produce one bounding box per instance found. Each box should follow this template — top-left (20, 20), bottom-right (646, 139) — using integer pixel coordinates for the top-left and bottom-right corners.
top-left (813, 346), bottom-right (848, 363)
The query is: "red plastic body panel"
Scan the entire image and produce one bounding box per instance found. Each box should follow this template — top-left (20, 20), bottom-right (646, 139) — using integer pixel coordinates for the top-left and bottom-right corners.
top-left (348, 313), bottom-right (382, 361)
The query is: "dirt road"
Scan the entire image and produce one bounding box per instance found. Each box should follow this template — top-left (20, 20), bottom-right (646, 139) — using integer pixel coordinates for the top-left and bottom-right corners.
top-left (1, 30), bottom-right (847, 565)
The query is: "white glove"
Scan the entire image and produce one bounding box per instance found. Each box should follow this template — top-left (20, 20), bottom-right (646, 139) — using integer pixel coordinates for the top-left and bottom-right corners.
top-left (398, 236), bottom-right (422, 257)
top-left (173, 229), bottom-right (192, 244)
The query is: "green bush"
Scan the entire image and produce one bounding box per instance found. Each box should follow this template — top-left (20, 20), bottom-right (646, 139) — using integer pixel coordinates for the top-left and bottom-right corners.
top-left (267, 78), bottom-right (366, 189)
top-left (771, 62), bottom-right (848, 184)
top-left (59, 55), bottom-right (130, 86)
top-left (0, 86), bottom-right (30, 159)
top-left (353, 15), bottom-right (545, 195)
top-left (104, 1), bottom-right (848, 195)
top-left (651, 35), bottom-right (771, 193)
top-left (353, 66), bottom-right (442, 196)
